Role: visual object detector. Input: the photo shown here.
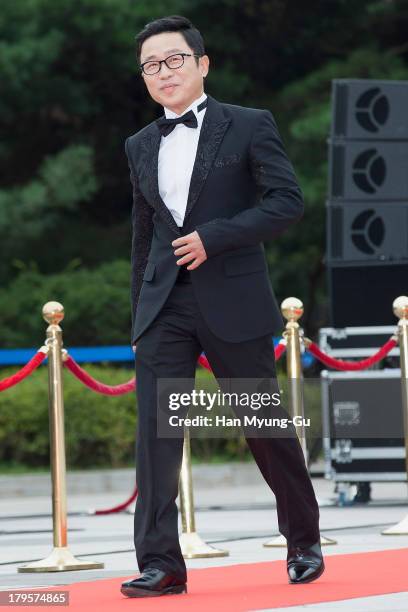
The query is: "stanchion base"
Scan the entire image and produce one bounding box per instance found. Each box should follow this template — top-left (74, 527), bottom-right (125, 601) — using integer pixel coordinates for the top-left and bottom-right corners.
top-left (180, 532), bottom-right (229, 558)
top-left (263, 534), bottom-right (337, 547)
top-left (18, 546), bottom-right (104, 572)
top-left (320, 535), bottom-right (337, 545)
top-left (382, 513), bottom-right (408, 535)
top-left (315, 495), bottom-right (336, 507)
top-left (263, 534), bottom-right (287, 548)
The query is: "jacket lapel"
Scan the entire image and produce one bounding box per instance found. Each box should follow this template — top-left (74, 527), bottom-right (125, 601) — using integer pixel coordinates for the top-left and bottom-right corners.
top-left (139, 94), bottom-right (231, 235)
top-left (139, 128), bottom-right (181, 235)
top-left (184, 94), bottom-right (231, 222)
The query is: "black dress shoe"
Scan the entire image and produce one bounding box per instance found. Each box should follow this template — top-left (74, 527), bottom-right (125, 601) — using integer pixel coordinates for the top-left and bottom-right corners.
top-left (120, 568), bottom-right (187, 597)
top-left (287, 541), bottom-right (325, 584)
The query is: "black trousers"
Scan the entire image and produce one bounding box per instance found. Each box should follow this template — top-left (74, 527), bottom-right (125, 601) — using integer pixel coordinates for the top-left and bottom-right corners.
top-left (133, 265), bottom-right (320, 583)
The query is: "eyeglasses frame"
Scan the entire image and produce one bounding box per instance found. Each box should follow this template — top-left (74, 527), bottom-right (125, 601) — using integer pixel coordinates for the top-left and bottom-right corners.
top-left (140, 52), bottom-right (202, 75)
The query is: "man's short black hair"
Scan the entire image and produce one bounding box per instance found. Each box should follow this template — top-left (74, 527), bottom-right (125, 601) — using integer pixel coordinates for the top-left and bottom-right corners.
top-left (135, 15), bottom-right (205, 64)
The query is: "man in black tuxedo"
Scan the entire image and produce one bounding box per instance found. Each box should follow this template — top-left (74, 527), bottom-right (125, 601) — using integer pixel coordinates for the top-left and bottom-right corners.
top-left (121, 15), bottom-right (324, 599)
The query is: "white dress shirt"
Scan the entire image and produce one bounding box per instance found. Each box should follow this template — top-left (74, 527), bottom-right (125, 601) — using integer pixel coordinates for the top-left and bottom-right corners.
top-left (158, 91), bottom-right (207, 227)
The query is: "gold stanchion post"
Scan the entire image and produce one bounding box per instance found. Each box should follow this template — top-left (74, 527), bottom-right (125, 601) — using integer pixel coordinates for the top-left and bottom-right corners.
top-left (264, 297), bottom-right (336, 547)
top-left (382, 295), bottom-right (408, 535)
top-left (18, 301), bottom-right (104, 572)
top-left (179, 427), bottom-right (229, 558)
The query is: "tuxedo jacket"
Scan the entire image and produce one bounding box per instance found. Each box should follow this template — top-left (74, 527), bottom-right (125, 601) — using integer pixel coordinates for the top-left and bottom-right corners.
top-left (125, 94), bottom-right (304, 346)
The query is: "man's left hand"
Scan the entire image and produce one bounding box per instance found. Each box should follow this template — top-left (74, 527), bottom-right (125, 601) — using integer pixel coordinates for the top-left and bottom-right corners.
top-left (172, 231), bottom-right (207, 270)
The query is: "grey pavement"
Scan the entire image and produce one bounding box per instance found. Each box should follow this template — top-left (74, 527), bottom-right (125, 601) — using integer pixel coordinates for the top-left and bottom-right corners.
top-left (0, 463), bottom-right (408, 610)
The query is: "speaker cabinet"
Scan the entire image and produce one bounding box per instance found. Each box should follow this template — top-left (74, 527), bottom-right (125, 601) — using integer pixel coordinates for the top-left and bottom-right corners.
top-left (327, 201), bottom-right (408, 263)
top-left (329, 141), bottom-right (408, 201)
top-left (332, 80), bottom-right (408, 140)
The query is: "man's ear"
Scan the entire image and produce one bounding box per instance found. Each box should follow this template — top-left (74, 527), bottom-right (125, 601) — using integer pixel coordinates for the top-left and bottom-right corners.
top-left (200, 54), bottom-right (210, 78)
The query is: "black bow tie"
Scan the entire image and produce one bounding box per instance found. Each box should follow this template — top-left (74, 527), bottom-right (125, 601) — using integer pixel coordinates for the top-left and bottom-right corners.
top-left (156, 97), bottom-right (208, 137)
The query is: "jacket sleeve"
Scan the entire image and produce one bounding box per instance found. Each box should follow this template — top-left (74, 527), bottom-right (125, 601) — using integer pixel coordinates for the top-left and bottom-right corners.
top-left (195, 110), bottom-right (304, 258)
top-left (125, 137), bottom-right (154, 338)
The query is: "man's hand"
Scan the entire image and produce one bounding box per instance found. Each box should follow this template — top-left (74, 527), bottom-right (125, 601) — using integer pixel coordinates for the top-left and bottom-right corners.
top-left (171, 231), bottom-right (207, 270)
top-left (132, 343), bottom-right (137, 353)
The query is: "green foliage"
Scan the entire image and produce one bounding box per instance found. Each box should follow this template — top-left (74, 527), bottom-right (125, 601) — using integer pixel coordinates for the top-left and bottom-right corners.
top-left (0, 0), bottom-right (154, 283)
top-left (0, 145), bottom-right (97, 241)
top-left (0, 363), bottom-right (137, 468)
top-left (0, 260), bottom-right (132, 347)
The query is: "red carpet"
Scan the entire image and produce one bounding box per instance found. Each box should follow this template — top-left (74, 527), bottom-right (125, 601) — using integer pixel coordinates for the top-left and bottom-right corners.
top-left (25, 548), bottom-right (408, 610)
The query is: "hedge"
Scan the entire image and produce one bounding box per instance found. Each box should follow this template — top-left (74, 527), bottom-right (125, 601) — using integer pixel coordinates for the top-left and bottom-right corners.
top-left (0, 363), bottom-right (322, 470)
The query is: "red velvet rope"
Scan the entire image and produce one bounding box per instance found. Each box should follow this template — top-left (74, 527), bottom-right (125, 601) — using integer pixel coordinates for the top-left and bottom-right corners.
top-left (64, 340), bottom-right (288, 397)
top-left (198, 354), bottom-right (211, 370)
top-left (306, 336), bottom-right (398, 371)
top-left (94, 485), bottom-right (138, 515)
top-left (64, 355), bottom-right (136, 395)
top-left (0, 349), bottom-right (47, 392)
top-left (274, 340), bottom-right (287, 361)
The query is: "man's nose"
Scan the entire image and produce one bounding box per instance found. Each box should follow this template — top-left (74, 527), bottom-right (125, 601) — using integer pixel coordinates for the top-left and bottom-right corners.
top-left (159, 62), bottom-right (173, 77)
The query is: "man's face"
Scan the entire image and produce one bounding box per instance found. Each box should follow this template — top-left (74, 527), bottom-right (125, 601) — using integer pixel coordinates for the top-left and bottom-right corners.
top-left (139, 31), bottom-right (209, 115)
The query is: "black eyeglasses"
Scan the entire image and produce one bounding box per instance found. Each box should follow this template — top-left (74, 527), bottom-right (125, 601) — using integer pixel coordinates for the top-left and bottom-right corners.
top-left (140, 52), bottom-right (201, 75)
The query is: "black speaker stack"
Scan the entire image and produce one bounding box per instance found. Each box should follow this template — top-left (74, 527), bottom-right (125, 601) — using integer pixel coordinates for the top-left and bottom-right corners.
top-left (327, 79), bottom-right (408, 327)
